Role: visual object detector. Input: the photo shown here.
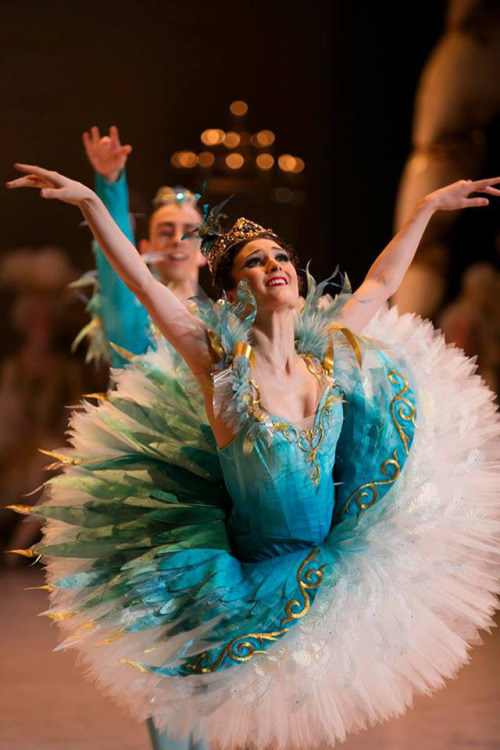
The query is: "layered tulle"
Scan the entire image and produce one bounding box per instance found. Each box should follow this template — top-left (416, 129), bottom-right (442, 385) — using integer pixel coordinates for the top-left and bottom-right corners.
top-left (20, 300), bottom-right (500, 750)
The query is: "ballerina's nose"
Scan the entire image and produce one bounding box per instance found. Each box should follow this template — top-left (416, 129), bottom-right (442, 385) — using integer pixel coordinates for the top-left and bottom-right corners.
top-left (267, 256), bottom-right (281, 272)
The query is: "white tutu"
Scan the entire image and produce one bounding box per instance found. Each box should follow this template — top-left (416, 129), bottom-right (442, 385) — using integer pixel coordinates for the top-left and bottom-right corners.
top-left (33, 305), bottom-right (500, 749)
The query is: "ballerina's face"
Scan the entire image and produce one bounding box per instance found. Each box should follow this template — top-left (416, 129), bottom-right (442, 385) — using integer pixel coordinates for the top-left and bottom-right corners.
top-left (229, 238), bottom-right (300, 310)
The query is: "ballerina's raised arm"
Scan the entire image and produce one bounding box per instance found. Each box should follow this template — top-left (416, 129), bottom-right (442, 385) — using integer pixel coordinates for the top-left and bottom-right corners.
top-left (6, 164), bottom-right (214, 378)
top-left (333, 177), bottom-right (500, 333)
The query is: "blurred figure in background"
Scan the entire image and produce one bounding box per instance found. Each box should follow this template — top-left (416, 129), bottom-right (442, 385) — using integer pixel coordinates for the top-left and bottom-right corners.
top-left (0, 247), bottom-right (84, 563)
top-left (391, 0), bottom-right (500, 397)
top-left (438, 260), bottom-right (500, 396)
top-left (392, 0), bottom-right (500, 318)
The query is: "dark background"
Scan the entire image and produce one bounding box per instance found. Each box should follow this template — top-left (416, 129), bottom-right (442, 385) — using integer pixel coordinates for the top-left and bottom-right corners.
top-left (0, 0), bottom-right (454, 341)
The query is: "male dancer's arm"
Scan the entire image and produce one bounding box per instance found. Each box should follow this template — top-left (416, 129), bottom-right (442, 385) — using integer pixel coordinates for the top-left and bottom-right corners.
top-left (83, 126), bottom-right (150, 366)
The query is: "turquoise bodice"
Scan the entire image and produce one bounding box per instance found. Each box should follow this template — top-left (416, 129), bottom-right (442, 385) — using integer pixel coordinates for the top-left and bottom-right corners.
top-left (218, 384), bottom-right (345, 562)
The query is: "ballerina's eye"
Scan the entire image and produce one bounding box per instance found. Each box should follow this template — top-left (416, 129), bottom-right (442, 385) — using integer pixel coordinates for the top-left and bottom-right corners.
top-left (276, 252), bottom-right (290, 263)
top-left (244, 257), bottom-right (262, 268)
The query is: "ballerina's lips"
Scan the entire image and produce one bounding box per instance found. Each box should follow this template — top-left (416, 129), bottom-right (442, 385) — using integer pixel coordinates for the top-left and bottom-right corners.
top-left (265, 275), bottom-right (288, 287)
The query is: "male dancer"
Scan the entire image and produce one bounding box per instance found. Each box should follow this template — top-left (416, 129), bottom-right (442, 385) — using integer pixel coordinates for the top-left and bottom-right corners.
top-left (82, 126), bottom-right (204, 367)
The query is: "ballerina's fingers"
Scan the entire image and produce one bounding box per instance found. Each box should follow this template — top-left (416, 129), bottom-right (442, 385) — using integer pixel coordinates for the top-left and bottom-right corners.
top-left (465, 196), bottom-right (490, 207)
top-left (470, 176), bottom-right (500, 189)
top-left (12, 163), bottom-right (66, 185)
top-left (479, 185), bottom-right (500, 195)
top-left (6, 175), bottom-right (47, 189)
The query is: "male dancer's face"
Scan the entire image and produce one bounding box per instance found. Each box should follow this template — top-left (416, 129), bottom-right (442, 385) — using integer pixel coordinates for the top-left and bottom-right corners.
top-left (139, 202), bottom-right (204, 284)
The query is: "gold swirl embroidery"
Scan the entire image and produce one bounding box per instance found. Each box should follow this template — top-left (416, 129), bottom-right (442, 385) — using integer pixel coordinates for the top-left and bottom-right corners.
top-left (273, 391), bottom-right (335, 485)
top-left (185, 629), bottom-right (289, 674)
top-left (246, 378), bottom-right (269, 424)
top-left (339, 450), bottom-right (401, 518)
top-left (186, 547), bottom-right (324, 673)
top-left (246, 353), bottom-right (335, 485)
top-left (387, 367), bottom-right (417, 455)
top-left (281, 547), bottom-right (325, 624)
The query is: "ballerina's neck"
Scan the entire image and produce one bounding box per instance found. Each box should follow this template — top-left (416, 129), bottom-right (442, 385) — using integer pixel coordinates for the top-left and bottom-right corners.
top-left (251, 308), bottom-right (297, 373)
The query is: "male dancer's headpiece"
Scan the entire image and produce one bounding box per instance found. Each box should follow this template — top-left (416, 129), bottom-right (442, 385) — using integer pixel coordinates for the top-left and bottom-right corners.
top-left (152, 186), bottom-right (201, 210)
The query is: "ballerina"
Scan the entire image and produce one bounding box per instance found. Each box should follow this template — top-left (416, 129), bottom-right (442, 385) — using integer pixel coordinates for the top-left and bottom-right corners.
top-left (6, 163), bottom-right (500, 749)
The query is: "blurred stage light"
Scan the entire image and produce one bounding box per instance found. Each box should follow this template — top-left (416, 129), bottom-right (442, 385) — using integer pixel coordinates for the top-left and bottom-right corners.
top-left (230, 100), bottom-right (248, 116)
top-left (273, 186), bottom-right (293, 202)
top-left (225, 153), bottom-right (244, 169)
top-left (253, 130), bottom-right (275, 148)
top-left (224, 131), bottom-right (241, 149)
top-left (198, 151), bottom-right (215, 168)
top-left (201, 129), bottom-right (225, 146)
top-left (278, 154), bottom-right (297, 172)
top-left (256, 153), bottom-right (275, 170)
top-left (171, 151), bottom-right (198, 168)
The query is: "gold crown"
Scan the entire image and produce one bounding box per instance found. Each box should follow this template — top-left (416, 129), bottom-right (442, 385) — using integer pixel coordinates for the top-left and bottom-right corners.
top-left (205, 217), bottom-right (279, 277)
top-left (152, 186), bottom-right (200, 209)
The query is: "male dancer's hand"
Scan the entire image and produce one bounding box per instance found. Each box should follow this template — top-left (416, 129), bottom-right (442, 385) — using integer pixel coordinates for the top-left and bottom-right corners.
top-left (82, 125), bottom-right (132, 183)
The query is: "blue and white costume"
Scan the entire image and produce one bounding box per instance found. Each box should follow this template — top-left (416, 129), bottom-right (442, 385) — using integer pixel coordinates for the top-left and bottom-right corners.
top-left (23, 272), bottom-right (500, 748)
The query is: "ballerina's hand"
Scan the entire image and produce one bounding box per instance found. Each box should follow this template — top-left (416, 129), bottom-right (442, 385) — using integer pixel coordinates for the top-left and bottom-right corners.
top-left (82, 125), bottom-right (132, 182)
top-left (6, 164), bottom-right (95, 206)
top-left (426, 176), bottom-right (500, 211)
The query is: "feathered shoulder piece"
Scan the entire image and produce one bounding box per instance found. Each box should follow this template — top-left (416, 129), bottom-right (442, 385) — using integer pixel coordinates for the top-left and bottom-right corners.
top-left (189, 268), bottom-right (383, 446)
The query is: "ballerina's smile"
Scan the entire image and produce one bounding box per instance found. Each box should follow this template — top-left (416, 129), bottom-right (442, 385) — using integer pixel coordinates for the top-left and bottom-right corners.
top-left (265, 275), bottom-right (288, 287)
